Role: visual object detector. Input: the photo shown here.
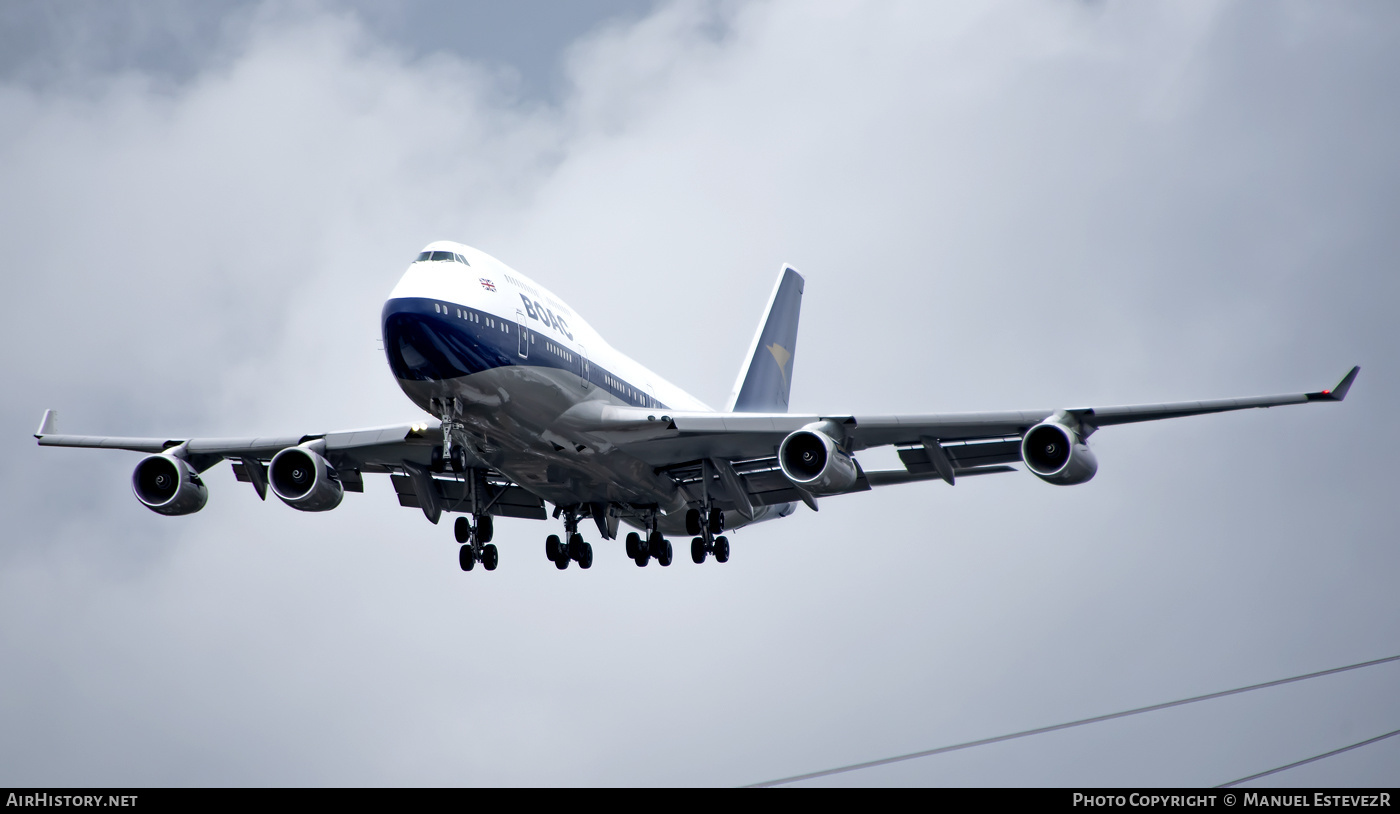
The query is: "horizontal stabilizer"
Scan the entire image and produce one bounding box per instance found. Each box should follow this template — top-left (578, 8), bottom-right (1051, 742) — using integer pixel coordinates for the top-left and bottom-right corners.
top-left (35, 409), bottom-right (56, 438)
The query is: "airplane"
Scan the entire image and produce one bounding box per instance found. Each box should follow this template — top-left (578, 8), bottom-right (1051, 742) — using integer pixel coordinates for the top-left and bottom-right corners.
top-left (35, 240), bottom-right (1360, 573)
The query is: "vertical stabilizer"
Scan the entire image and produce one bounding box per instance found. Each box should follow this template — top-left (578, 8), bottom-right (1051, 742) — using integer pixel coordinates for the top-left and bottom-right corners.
top-left (726, 266), bottom-right (804, 413)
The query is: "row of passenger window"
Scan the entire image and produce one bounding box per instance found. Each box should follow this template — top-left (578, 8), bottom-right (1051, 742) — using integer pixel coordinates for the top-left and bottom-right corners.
top-left (417, 250), bottom-right (470, 265)
top-left (433, 302), bottom-right (514, 336)
top-left (601, 371), bottom-right (657, 407)
top-left (431, 298), bottom-right (660, 408)
top-left (545, 341), bottom-right (573, 363)
top-left (504, 273), bottom-right (537, 298)
top-left (502, 272), bottom-right (575, 319)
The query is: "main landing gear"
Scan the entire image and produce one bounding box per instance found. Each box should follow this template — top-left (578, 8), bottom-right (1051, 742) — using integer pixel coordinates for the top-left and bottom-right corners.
top-left (546, 509), bottom-right (593, 570)
top-left (624, 523), bottom-right (673, 568)
top-left (685, 507), bottom-right (729, 565)
top-left (456, 514), bottom-right (498, 572)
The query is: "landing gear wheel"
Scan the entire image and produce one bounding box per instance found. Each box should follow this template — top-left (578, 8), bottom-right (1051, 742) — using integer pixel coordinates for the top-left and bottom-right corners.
top-left (568, 533), bottom-right (586, 561)
top-left (691, 537), bottom-right (706, 564)
top-left (545, 534), bottom-right (562, 562)
top-left (482, 544), bottom-right (499, 571)
top-left (625, 532), bottom-right (642, 559)
top-left (555, 553), bottom-right (569, 570)
top-left (475, 514), bottom-right (493, 543)
top-left (709, 508), bottom-right (724, 534)
top-left (454, 516), bottom-right (473, 544)
top-left (714, 535), bottom-right (730, 563)
top-left (634, 554), bottom-right (649, 567)
top-left (459, 544), bottom-right (476, 571)
top-left (657, 540), bottom-right (673, 567)
top-left (450, 445), bottom-right (467, 473)
top-left (430, 445), bottom-right (446, 473)
top-left (685, 509), bottom-right (701, 536)
top-left (579, 543), bottom-right (593, 569)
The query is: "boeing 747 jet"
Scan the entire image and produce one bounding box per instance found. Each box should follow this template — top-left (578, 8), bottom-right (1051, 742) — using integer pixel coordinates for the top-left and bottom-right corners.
top-left (36, 242), bottom-right (1359, 572)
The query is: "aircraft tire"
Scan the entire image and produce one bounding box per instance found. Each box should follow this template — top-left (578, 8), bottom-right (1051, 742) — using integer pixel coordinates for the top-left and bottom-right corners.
top-left (459, 545), bottom-right (476, 571)
top-left (658, 540), bottom-right (673, 567)
top-left (625, 532), bottom-right (641, 559)
top-left (454, 516), bottom-right (472, 544)
top-left (475, 515), bottom-right (493, 543)
top-left (685, 509), bottom-right (701, 536)
top-left (554, 553), bottom-right (569, 570)
top-left (568, 533), bottom-right (585, 561)
top-left (709, 508), bottom-right (724, 534)
top-left (545, 534), bottom-right (562, 561)
top-left (450, 445), bottom-right (467, 473)
top-left (482, 544), bottom-right (499, 571)
top-left (714, 536), bottom-right (730, 563)
top-left (579, 543), bottom-right (593, 569)
top-left (634, 553), bottom-right (649, 568)
top-left (691, 537), bottom-right (706, 564)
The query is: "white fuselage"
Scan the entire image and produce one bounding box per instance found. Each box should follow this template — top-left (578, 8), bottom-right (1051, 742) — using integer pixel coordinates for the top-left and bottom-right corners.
top-left (380, 241), bottom-right (775, 532)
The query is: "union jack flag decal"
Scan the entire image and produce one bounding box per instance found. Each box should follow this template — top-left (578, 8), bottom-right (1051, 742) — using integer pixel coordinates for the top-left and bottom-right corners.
top-left (479, 278), bottom-right (496, 292)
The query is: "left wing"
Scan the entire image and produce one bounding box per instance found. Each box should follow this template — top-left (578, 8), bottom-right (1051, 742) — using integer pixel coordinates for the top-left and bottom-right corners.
top-left (557, 366), bottom-right (1359, 510)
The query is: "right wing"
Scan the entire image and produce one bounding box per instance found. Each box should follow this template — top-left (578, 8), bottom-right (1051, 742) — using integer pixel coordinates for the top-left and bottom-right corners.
top-left (33, 412), bottom-right (545, 524)
top-left (35, 412), bottom-right (440, 473)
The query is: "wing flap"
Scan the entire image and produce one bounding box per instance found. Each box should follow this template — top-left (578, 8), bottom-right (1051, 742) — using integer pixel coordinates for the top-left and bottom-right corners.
top-left (390, 474), bottom-right (547, 520)
top-left (897, 437), bottom-right (1023, 473)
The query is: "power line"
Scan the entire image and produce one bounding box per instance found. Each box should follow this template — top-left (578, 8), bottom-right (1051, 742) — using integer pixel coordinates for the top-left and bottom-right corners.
top-left (745, 652), bottom-right (1400, 788)
top-left (1216, 727), bottom-right (1400, 788)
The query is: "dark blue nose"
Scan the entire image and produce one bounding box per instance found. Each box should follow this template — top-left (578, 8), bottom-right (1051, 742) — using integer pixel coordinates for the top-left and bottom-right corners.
top-left (381, 297), bottom-right (514, 382)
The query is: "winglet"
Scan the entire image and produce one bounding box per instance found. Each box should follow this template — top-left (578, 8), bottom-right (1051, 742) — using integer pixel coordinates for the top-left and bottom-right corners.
top-left (1306, 366), bottom-right (1360, 402)
top-left (35, 409), bottom-right (56, 438)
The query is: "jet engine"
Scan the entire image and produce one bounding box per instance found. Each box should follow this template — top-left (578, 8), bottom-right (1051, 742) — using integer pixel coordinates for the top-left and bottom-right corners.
top-left (269, 445), bottom-right (344, 511)
top-left (1021, 419), bottom-right (1098, 485)
top-left (132, 454), bottom-right (209, 516)
top-left (778, 424), bottom-right (858, 495)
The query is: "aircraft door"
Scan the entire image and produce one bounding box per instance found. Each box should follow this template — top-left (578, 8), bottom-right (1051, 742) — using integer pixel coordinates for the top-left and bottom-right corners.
top-left (579, 344), bottom-right (591, 389)
top-left (516, 310), bottom-right (529, 358)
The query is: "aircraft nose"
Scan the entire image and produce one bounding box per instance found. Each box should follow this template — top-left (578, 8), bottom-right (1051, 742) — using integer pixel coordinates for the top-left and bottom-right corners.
top-left (381, 296), bottom-right (513, 382)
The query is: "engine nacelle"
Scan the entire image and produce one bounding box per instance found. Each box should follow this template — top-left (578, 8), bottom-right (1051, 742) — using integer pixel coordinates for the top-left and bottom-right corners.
top-left (269, 446), bottom-right (344, 511)
top-left (778, 424), bottom-right (859, 495)
top-left (1021, 420), bottom-right (1098, 485)
top-left (132, 454), bottom-right (209, 516)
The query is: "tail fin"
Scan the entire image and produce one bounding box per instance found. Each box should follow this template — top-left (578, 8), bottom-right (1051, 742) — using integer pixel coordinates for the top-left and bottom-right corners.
top-left (726, 265), bottom-right (804, 413)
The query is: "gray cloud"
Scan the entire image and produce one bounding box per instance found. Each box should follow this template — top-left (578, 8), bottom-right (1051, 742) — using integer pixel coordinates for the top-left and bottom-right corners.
top-left (1, 0), bottom-right (1397, 786)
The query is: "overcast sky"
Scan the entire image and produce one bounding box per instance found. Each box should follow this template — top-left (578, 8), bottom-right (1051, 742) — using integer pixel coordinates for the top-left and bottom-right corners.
top-left (1, 0), bottom-right (1397, 787)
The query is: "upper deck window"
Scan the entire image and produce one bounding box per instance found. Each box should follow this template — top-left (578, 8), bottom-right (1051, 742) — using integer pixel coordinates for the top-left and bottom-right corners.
top-left (415, 250), bottom-right (470, 265)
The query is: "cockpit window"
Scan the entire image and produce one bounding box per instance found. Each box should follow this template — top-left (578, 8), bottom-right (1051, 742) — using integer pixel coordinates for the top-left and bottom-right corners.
top-left (416, 250), bottom-right (470, 266)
